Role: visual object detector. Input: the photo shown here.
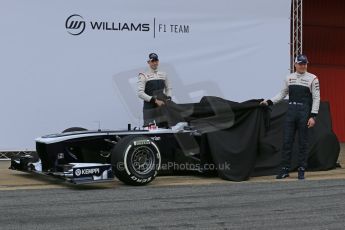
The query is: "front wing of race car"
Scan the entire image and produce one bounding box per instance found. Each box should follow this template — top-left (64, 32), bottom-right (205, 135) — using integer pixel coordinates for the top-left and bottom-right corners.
top-left (10, 155), bottom-right (114, 184)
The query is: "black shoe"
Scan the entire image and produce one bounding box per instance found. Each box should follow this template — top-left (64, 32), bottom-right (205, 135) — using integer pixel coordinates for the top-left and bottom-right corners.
top-left (298, 167), bottom-right (305, 180)
top-left (276, 167), bottom-right (290, 179)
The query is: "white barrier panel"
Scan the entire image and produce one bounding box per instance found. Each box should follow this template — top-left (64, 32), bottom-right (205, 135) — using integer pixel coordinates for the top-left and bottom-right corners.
top-left (0, 0), bottom-right (290, 150)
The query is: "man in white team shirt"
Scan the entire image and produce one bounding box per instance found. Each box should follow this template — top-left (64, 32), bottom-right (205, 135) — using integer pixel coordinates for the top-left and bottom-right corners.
top-left (261, 54), bottom-right (320, 180)
top-left (137, 53), bottom-right (172, 126)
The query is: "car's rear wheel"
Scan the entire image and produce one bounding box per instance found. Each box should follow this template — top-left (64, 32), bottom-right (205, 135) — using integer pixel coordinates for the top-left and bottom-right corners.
top-left (111, 135), bottom-right (161, 186)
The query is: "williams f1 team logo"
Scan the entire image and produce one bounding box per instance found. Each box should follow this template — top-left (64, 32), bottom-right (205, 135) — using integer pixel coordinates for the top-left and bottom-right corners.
top-left (65, 14), bottom-right (190, 37)
top-left (65, 14), bottom-right (86, 35)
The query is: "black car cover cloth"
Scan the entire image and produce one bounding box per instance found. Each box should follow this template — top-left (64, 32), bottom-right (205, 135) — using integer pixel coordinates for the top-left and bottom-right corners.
top-left (149, 96), bottom-right (340, 181)
top-left (253, 100), bottom-right (340, 177)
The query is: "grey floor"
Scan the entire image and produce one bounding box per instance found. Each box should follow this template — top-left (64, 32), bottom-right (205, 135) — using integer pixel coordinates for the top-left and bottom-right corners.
top-left (1, 179), bottom-right (345, 230)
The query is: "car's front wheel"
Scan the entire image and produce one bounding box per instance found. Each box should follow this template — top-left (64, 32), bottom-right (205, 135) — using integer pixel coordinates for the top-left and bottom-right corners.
top-left (111, 135), bottom-right (161, 186)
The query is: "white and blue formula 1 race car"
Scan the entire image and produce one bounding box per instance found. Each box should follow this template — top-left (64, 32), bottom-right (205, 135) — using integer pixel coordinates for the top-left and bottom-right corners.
top-left (10, 123), bottom-right (204, 186)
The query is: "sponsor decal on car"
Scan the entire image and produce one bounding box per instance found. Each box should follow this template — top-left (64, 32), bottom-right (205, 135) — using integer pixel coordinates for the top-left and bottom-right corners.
top-left (150, 136), bottom-right (161, 141)
top-left (73, 167), bottom-right (100, 177)
top-left (75, 168), bottom-right (82, 176)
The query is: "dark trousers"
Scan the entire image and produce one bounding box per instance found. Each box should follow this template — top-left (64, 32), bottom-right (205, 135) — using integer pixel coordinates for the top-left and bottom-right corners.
top-left (281, 104), bottom-right (310, 169)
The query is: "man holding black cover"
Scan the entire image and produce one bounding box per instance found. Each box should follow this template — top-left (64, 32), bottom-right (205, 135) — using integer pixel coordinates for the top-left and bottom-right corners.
top-left (261, 54), bottom-right (320, 180)
top-left (137, 53), bottom-right (172, 126)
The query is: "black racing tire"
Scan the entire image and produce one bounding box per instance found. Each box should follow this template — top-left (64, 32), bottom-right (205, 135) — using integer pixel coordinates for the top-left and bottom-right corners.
top-left (62, 127), bottom-right (88, 133)
top-left (111, 135), bottom-right (161, 186)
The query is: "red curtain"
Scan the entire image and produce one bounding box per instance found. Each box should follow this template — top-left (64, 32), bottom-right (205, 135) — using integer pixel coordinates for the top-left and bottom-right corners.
top-left (304, 0), bottom-right (345, 141)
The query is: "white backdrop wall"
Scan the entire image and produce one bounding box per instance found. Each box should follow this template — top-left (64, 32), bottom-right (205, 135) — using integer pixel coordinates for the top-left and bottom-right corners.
top-left (0, 0), bottom-right (291, 150)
